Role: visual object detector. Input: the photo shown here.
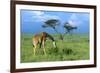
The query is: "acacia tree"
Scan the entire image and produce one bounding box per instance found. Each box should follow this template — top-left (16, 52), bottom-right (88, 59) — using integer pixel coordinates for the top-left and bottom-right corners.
top-left (42, 19), bottom-right (77, 40)
top-left (63, 22), bottom-right (77, 38)
top-left (42, 19), bottom-right (64, 40)
top-left (42, 19), bottom-right (60, 33)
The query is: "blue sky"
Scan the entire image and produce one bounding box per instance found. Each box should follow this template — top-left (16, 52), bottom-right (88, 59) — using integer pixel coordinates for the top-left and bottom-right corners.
top-left (21, 9), bottom-right (90, 34)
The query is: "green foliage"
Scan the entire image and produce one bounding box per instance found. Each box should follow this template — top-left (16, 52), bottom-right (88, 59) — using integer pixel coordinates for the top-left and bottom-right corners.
top-left (42, 19), bottom-right (64, 40)
top-left (21, 33), bottom-right (89, 63)
top-left (64, 22), bottom-right (77, 33)
top-left (43, 19), bottom-right (60, 28)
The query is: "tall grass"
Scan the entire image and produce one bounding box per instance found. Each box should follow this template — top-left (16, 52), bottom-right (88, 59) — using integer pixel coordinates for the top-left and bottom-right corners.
top-left (21, 33), bottom-right (89, 63)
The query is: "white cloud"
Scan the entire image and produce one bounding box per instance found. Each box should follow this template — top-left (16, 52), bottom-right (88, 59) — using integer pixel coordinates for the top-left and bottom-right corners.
top-left (23, 11), bottom-right (60, 22)
top-left (68, 13), bottom-right (89, 26)
top-left (68, 14), bottom-right (79, 26)
top-left (31, 11), bottom-right (60, 22)
top-left (69, 14), bottom-right (77, 20)
top-left (31, 11), bottom-right (44, 16)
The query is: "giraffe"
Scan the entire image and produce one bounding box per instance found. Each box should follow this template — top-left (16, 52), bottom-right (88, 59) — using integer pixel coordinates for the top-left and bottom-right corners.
top-left (32, 32), bottom-right (57, 55)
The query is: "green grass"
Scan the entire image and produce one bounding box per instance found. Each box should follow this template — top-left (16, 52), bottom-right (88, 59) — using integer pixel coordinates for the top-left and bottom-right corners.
top-left (20, 33), bottom-right (89, 63)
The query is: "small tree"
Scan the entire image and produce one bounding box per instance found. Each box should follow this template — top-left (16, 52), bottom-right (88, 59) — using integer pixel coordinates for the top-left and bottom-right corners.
top-left (64, 22), bottom-right (77, 33)
top-left (42, 19), bottom-right (60, 33)
top-left (63, 22), bottom-right (77, 39)
top-left (42, 19), bottom-right (64, 40)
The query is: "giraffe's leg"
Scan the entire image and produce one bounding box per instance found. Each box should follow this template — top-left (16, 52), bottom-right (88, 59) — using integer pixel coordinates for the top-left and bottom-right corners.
top-left (33, 43), bottom-right (37, 56)
top-left (33, 46), bottom-right (36, 56)
top-left (43, 47), bottom-right (46, 55)
top-left (42, 40), bottom-right (46, 55)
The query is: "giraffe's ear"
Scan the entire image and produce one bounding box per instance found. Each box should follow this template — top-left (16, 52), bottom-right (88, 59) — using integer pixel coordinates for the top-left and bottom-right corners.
top-left (53, 41), bottom-right (57, 48)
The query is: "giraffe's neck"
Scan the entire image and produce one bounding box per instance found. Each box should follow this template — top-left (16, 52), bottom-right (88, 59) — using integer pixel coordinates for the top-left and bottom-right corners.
top-left (45, 32), bottom-right (55, 42)
top-left (45, 32), bottom-right (57, 48)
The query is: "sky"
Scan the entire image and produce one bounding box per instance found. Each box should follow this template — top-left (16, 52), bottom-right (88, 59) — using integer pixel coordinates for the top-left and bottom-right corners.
top-left (21, 9), bottom-right (90, 34)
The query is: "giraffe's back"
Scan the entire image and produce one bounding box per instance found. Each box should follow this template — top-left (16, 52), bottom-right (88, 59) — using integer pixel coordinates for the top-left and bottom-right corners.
top-left (32, 32), bottom-right (48, 47)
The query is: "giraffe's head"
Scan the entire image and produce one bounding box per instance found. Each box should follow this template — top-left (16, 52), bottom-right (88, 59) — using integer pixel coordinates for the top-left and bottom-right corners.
top-left (53, 41), bottom-right (57, 48)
